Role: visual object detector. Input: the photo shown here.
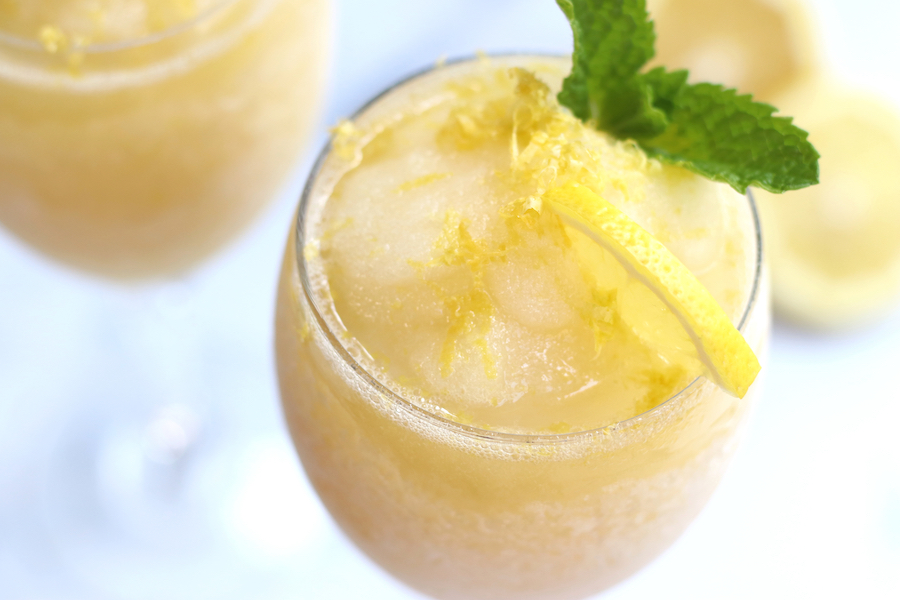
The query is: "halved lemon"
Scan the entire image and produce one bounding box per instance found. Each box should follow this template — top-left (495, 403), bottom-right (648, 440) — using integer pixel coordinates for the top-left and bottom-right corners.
top-left (647, 0), bottom-right (820, 102)
top-left (544, 182), bottom-right (760, 398)
top-left (755, 81), bottom-right (900, 328)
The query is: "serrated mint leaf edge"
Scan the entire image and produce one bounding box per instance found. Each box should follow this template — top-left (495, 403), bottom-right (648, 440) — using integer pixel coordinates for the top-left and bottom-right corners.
top-left (637, 79), bottom-right (821, 194)
top-left (554, 0), bottom-right (820, 195)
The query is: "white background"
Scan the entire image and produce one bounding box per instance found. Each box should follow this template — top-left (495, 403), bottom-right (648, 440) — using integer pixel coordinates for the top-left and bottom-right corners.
top-left (1, 0), bottom-right (899, 598)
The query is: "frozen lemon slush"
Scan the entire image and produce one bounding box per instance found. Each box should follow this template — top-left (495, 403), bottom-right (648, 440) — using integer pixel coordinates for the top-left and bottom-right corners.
top-left (277, 56), bottom-right (768, 600)
top-left (0, 0), bottom-right (330, 278)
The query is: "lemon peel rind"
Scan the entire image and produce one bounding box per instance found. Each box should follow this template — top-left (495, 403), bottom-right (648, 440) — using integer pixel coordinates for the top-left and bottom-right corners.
top-left (543, 182), bottom-right (760, 398)
top-left (757, 82), bottom-right (900, 329)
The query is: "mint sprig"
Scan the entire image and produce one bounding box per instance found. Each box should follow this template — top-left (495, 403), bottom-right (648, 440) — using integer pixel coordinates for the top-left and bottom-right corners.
top-left (556, 0), bottom-right (819, 194)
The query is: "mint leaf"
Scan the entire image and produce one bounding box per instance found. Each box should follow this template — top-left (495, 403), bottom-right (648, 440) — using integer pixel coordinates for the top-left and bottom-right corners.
top-left (639, 73), bottom-right (820, 193)
top-left (556, 0), bottom-right (819, 194)
top-left (639, 66), bottom-right (687, 116)
top-left (556, 0), bottom-right (665, 138)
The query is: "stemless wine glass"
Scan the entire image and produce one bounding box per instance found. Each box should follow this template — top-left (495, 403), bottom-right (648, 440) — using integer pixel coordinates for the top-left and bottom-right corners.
top-left (276, 56), bottom-right (770, 600)
top-left (0, 1), bottom-right (330, 596)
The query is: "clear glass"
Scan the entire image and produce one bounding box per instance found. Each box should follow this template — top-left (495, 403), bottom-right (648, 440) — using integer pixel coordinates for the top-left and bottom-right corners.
top-left (0, 0), bottom-right (330, 279)
top-left (276, 55), bottom-right (770, 600)
top-left (0, 2), bottom-right (331, 597)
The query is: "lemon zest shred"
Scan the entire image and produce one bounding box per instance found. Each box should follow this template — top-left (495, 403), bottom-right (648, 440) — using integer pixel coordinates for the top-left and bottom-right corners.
top-left (331, 119), bottom-right (363, 161)
top-left (395, 172), bottom-right (452, 193)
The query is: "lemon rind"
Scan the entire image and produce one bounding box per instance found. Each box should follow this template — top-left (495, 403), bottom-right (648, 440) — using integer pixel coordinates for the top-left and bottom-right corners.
top-left (544, 182), bottom-right (761, 398)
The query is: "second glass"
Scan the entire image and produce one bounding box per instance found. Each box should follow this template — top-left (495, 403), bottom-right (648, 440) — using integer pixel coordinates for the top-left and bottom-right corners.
top-left (0, 0), bottom-right (330, 279)
top-left (0, 1), bottom-right (331, 597)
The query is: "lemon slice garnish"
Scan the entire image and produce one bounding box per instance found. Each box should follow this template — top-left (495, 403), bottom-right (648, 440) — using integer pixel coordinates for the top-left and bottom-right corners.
top-left (756, 82), bottom-right (900, 328)
top-left (647, 0), bottom-right (819, 102)
top-left (544, 182), bottom-right (760, 398)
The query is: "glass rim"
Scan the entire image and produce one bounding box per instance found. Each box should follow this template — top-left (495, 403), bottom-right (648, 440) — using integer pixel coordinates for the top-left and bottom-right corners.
top-left (293, 53), bottom-right (764, 446)
top-left (0, 0), bottom-right (239, 55)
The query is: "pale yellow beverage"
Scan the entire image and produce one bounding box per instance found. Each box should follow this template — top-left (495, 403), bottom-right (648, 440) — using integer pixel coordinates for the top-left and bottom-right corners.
top-left (277, 56), bottom-right (769, 600)
top-left (0, 0), bottom-right (330, 278)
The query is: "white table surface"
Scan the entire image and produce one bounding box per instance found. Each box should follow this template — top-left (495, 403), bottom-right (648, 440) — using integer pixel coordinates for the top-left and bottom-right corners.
top-left (1, 0), bottom-right (899, 598)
